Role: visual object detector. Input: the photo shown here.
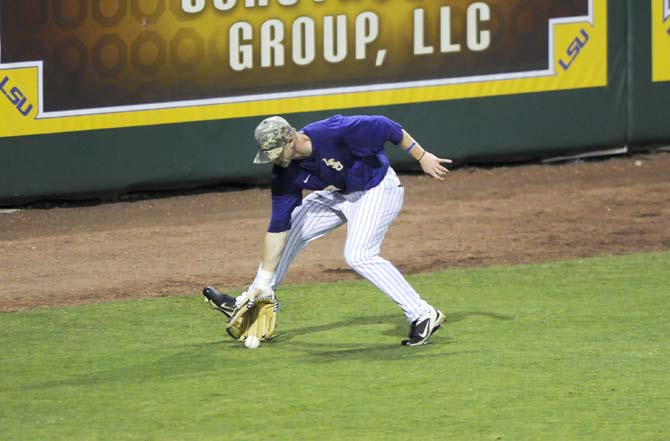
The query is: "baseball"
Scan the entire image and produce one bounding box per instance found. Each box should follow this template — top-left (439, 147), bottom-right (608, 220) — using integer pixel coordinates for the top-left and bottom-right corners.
top-left (244, 336), bottom-right (260, 349)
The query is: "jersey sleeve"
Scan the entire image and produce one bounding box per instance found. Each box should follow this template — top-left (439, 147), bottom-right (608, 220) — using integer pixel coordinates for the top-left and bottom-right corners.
top-left (268, 167), bottom-right (302, 233)
top-left (339, 115), bottom-right (404, 156)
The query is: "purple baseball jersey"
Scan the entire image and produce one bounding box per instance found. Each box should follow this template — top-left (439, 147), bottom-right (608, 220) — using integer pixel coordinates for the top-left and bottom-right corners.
top-left (268, 114), bottom-right (404, 232)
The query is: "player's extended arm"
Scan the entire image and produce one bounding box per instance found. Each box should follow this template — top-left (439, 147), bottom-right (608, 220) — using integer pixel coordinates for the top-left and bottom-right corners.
top-left (255, 230), bottom-right (288, 293)
top-left (225, 231), bottom-right (286, 338)
top-left (399, 129), bottom-right (452, 181)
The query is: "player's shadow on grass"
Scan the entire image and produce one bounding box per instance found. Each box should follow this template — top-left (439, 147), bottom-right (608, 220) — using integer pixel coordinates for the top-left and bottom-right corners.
top-left (279, 313), bottom-right (403, 340)
top-left (273, 310), bottom-right (513, 361)
top-left (281, 310), bottom-right (513, 341)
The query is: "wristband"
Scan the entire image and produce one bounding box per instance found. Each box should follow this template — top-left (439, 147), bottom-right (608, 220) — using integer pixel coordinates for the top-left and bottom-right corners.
top-left (257, 269), bottom-right (274, 289)
top-left (418, 150), bottom-right (427, 161)
top-left (404, 141), bottom-right (417, 152)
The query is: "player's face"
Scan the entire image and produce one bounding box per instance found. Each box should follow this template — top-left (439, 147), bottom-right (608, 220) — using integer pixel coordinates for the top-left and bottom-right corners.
top-left (272, 138), bottom-right (295, 168)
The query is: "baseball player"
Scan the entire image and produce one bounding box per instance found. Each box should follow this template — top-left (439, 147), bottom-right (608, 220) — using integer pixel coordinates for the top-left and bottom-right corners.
top-left (214, 114), bottom-right (452, 346)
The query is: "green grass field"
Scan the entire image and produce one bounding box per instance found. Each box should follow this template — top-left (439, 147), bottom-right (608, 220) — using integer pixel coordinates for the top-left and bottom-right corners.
top-left (1, 252), bottom-right (669, 441)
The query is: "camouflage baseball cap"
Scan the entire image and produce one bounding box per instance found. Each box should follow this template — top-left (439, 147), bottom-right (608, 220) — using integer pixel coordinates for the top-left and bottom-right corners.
top-left (253, 116), bottom-right (294, 164)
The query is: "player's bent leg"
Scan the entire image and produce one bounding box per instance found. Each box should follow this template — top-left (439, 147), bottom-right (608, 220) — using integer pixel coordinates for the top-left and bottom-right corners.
top-left (343, 174), bottom-right (431, 322)
top-left (342, 168), bottom-right (443, 344)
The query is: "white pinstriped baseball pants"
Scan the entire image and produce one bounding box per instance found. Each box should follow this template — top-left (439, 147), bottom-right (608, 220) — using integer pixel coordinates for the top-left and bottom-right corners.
top-left (252, 167), bottom-right (432, 323)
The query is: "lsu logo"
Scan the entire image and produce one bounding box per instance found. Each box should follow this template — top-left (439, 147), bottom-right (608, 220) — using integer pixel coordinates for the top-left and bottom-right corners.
top-left (322, 158), bottom-right (344, 171)
top-left (558, 29), bottom-right (590, 72)
top-left (0, 76), bottom-right (33, 117)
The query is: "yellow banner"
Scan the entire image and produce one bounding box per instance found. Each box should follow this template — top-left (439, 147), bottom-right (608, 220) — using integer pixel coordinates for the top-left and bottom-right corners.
top-left (652, 0), bottom-right (670, 81)
top-left (0, 0), bottom-right (607, 137)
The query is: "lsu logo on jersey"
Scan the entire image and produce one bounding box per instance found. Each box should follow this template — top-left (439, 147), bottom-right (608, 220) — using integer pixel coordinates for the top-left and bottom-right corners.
top-left (322, 158), bottom-right (344, 171)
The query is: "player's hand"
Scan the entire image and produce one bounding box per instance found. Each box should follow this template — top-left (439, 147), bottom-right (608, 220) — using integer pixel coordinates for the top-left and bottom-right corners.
top-left (419, 152), bottom-right (452, 180)
top-left (248, 285), bottom-right (275, 299)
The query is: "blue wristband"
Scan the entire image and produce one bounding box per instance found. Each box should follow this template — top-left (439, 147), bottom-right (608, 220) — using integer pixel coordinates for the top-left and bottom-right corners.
top-left (404, 141), bottom-right (417, 152)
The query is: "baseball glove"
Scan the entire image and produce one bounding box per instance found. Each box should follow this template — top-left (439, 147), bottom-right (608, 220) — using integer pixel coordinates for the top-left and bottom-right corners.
top-left (226, 290), bottom-right (279, 342)
top-left (203, 286), bottom-right (279, 342)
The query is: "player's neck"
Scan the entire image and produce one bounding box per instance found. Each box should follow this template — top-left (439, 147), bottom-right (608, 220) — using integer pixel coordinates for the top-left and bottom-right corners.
top-left (294, 133), bottom-right (313, 159)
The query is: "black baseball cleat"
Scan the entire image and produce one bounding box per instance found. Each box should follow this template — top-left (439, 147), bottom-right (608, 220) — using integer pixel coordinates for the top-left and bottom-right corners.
top-left (202, 286), bottom-right (236, 318)
top-left (401, 308), bottom-right (446, 346)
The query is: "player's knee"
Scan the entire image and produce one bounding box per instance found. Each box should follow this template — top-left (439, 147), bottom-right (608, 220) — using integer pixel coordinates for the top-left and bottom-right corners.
top-left (344, 252), bottom-right (376, 271)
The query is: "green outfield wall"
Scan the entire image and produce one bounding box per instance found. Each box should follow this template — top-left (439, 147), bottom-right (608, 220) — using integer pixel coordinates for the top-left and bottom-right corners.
top-left (0, 0), bottom-right (667, 206)
top-left (628, 0), bottom-right (670, 148)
